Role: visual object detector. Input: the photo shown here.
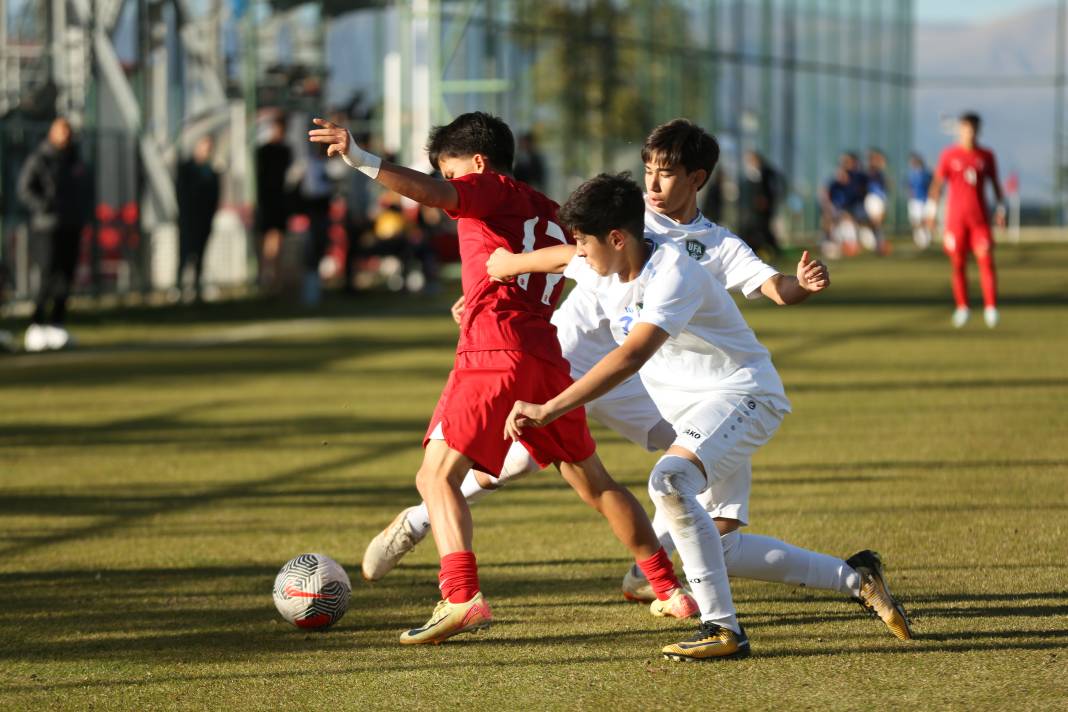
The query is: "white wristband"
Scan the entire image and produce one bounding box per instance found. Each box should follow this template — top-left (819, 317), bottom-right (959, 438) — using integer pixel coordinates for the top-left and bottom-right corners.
top-left (923, 199), bottom-right (938, 220)
top-left (340, 131), bottom-right (382, 179)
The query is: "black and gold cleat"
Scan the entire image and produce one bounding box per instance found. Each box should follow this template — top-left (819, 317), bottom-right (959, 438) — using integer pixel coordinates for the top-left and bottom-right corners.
top-left (662, 621), bottom-right (750, 662)
top-left (846, 549), bottom-right (913, 641)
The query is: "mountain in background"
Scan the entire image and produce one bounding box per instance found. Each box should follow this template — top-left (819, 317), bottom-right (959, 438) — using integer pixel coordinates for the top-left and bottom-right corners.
top-left (915, 4), bottom-right (1059, 202)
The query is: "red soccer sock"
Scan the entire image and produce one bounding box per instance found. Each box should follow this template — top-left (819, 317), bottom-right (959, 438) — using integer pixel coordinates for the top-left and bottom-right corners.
top-left (636, 547), bottom-right (683, 601)
top-left (976, 252), bottom-right (998, 308)
top-left (950, 257), bottom-right (969, 308)
top-left (438, 551), bottom-right (480, 604)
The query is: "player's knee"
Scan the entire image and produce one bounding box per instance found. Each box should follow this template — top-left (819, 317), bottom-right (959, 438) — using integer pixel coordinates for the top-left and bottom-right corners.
top-left (415, 466), bottom-right (448, 498)
top-left (647, 455), bottom-right (705, 517)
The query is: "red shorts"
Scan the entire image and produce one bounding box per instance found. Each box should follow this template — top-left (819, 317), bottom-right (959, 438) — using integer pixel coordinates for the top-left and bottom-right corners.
top-left (423, 350), bottom-right (597, 475)
top-left (943, 220), bottom-right (993, 258)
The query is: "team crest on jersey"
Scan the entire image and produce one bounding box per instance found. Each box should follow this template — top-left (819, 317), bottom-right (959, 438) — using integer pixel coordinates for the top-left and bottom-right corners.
top-left (685, 239), bottom-right (706, 260)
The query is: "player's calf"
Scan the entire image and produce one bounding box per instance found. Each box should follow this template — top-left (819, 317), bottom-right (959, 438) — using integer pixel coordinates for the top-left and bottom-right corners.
top-left (558, 455), bottom-right (689, 603)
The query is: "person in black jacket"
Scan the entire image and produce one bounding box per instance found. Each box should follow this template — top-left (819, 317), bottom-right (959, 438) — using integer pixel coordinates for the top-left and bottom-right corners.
top-left (176, 135), bottom-right (220, 301)
top-left (738, 150), bottom-right (783, 259)
top-left (255, 114), bottom-right (292, 290)
top-left (17, 116), bottom-right (91, 351)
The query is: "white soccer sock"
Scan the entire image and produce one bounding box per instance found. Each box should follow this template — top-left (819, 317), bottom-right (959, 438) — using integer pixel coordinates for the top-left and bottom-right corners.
top-left (498, 440), bottom-right (540, 483)
top-left (648, 455), bottom-right (739, 634)
top-left (720, 530), bottom-right (861, 597)
top-left (404, 502), bottom-right (432, 534)
top-left (404, 444), bottom-right (540, 535)
top-left (652, 507), bottom-right (676, 558)
top-left (460, 469), bottom-right (495, 503)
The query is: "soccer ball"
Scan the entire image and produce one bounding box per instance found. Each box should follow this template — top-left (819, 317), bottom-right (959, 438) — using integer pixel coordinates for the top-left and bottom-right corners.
top-left (272, 553), bottom-right (352, 629)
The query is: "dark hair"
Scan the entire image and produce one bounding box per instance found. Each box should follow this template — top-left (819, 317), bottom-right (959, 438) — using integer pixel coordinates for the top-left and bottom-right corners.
top-left (558, 172), bottom-right (645, 242)
top-left (641, 119), bottom-right (719, 189)
top-left (426, 112), bottom-right (515, 173)
top-left (960, 112), bottom-right (981, 129)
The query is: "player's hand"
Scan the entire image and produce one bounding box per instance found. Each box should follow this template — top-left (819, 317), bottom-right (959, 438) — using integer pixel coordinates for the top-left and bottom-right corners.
top-left (450, 295), bottom-right (465, 325)
top-left (995, 207), bottom-right (1007, 228)
top-left (504, 400), bottom-right (554, 441)
top-left (796, 250), bottom-right (830, 293)
top-left (486, 247), bottom-right (517, 282)
top-left (308, 118), bottom-right (352, 159)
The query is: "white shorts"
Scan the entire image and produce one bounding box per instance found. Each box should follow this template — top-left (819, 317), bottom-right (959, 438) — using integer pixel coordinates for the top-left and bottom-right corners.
top-left (907, 199), bottom-right (925, 227)
top-left (585, 374), bottom-right (665, 451)
top-left (672, 395), bottom-right (784, 525)
top-left (864, 193), bottom-right (887, 222)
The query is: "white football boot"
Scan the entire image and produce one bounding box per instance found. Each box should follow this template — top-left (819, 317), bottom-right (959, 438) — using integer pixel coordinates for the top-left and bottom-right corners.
top-left (23, 324), bottom-right (49, 352)
top-left (621, 564), bottom-right (656, 603)
top-left (361, 506), bottom-right (428, 580)
top-left (983, 307), bottom-right (999, 329)
top-left (951, 307), bottom-right (970, 329)
top-left (44, 325), bottom-right (72, 350)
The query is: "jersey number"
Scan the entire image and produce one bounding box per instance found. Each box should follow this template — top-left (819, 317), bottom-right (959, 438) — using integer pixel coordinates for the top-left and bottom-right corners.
top-left (517, 217), bottom-right (567, 305)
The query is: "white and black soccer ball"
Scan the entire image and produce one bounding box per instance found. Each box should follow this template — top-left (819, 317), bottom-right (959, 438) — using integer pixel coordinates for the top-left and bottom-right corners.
top-left (273, 553), bottom-right (352, 629)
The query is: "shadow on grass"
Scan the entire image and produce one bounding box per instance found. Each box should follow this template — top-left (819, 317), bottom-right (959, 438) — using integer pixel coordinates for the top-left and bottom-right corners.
top-left (0, 408), bottom-right (433, 449)
top-left (0, 438), bottom-right (409, 558)
top-left (0, 331), bottom-right (459, 389)
top-left (3, 552), bottom-right (1066, 669)
top-left (789, 376), bottom-right (1068, 394)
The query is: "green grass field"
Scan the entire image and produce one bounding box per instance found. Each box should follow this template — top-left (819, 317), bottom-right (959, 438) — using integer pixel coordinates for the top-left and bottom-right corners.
top-left (1, 244), bottom-right (1066, 710)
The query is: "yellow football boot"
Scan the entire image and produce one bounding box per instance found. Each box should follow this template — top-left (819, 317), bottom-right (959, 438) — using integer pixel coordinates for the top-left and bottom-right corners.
top-left (846, 549), bottom-right (913, 640)
top-left (399, 592), bottom-right (493, 645)
top-left (662, 621), bottom-right (751, 662)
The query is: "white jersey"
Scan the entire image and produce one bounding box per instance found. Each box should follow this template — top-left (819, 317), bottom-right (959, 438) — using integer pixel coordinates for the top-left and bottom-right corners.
top-left (563, 234), bottom-right (790, 421)
top-left (551, 206), bottom-right (779, 377)
top-left (643, 207), bottom-right (779, 298)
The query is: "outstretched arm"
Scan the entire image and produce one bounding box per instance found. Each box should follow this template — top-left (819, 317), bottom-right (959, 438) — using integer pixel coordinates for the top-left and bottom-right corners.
top-left (504, 323), bottom-right (669, 440)
top-left (759, 250), bottom-right (829, 305)
top-left (486, 245), bottom-right (576, 282)
top-left (308, 118), bottom-right (459, 211)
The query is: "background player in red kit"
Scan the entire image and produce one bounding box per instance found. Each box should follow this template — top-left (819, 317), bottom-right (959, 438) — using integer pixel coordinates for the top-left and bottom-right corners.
top-left (309, 112), bottom-right (693, 646)
top-left (926, 112), bottom-right (1006, 329)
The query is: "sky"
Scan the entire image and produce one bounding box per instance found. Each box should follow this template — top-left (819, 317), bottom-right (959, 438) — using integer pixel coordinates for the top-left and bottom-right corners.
top-left (914, 0), bottom-right (1051, 24)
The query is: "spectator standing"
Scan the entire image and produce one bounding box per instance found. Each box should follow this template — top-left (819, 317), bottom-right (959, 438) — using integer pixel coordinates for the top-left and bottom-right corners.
top-left (513, 132), bottom-right (547, 192)
top-left (297, 141), bottom-right (333, 306)
top-left (738, 150), bottom-right (782, 259)
top-left (906, 153), bottom-right (933, 249)
top-left (175, 135), bottom-right (220, 301)
top-left (256, 114), bottom-right (293, 290)
top-left (17, 116), bottom-right (90, 352)
top-left (862, 148), bottom-right (890, 254)
top-left (344, 144), bottom-right (373, 294)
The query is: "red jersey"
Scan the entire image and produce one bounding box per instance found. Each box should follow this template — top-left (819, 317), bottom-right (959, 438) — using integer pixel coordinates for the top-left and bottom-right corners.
top-left (445, 170), bottom-right (572, 364)
top-left (935, 144), bottom-right (1000, 226)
